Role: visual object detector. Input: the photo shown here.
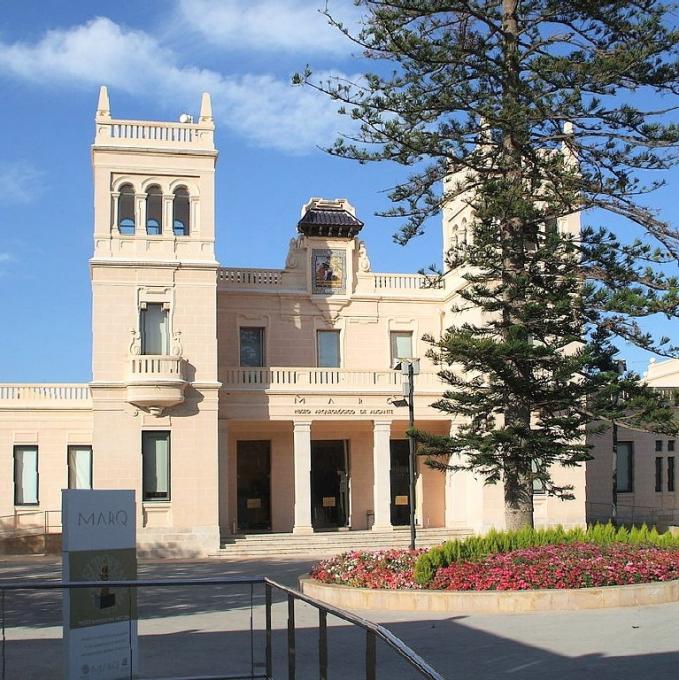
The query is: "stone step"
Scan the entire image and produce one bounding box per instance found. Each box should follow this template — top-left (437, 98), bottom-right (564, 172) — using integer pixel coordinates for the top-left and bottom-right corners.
top-left (211, 528), bottom-right (471, 557)
top-left (220, 528), bottom-right (466, 543)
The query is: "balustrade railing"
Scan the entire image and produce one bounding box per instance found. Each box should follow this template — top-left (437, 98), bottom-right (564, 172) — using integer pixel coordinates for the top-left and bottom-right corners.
top-left (222, 367), bottom-right (443, 391)
top-left (111, 122), bottom-right (195, 142)
top-left (96, 118), bottom-right (214, 150)
top-left (218, 268), bottom-right (284, 288)
top-left (129, 356), bottom-right (186, 380)
top-left (373, 273), bottom-right (444, 290)
top-left (0, 384), bottom-right (90, 401)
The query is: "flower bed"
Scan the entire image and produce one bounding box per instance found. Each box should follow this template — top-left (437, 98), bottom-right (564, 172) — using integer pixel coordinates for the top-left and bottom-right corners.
top-left (310, 542), bottom-right (679, 591)
top-left (310, 549), bottom-right (425, 590)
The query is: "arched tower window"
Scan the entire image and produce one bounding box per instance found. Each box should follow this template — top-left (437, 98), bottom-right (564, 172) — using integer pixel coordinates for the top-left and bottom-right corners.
top-left (118, 184), bottom-right (135, 235)
top-left (172, 188), bottom-right (190, 236)
top-left (146, 185), bottom-right (162, 235)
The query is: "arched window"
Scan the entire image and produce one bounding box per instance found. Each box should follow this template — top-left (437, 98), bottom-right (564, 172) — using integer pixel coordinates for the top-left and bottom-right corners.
top-left (146, 185), bottom-right (162, 235)
top-left (118, 184), bottom-right (135, 235)
top-left (172, 188), bottom-right (190, 236)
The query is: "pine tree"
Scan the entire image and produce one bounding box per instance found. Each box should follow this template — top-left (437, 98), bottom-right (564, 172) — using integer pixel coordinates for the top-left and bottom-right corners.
top-left (295, 0), bottom-right (679, 529)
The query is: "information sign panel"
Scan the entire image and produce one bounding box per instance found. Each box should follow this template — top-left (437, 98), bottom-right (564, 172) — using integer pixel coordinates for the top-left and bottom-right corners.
top-left (62, 490), bottom-right (137, 680)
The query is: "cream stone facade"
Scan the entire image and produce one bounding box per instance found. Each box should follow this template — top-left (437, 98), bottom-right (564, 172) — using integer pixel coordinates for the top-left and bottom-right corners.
top-left (587, 358), bottom-right (679, 528)
top-left (0, 89), bottom-right (586, 556)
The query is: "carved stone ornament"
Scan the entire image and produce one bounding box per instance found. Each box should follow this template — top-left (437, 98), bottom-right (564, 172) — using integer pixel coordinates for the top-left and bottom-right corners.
top-left (171, 330), bottom-right (183, 357)
top-left (285, 235), bottom-right (304, 269)
top-left (129, 329), bottom-right (141, 355)
top-left (358, 240), bottom-right (371, 272)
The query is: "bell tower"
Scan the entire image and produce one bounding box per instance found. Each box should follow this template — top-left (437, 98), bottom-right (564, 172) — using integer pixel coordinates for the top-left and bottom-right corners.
top-left (89, 86), bottom-right (220, 555)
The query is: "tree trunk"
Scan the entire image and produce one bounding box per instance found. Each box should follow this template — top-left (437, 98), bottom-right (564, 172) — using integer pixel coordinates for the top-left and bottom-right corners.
top-left (500, 0), bottom-right (534, 531)
top-left (504, 463), bottom-right (534, 530)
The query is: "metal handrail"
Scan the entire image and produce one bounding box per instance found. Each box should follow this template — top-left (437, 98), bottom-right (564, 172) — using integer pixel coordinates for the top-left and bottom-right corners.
top-left (267, 578), bottom-right (444, 680)
top-left (0, 509), bottom-right (62, 538)
top-left (0, 576), bottom-right (445, 680)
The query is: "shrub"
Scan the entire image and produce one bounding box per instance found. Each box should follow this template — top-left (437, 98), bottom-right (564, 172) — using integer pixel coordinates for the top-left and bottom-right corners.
top-left (413, 523), bottom-right (679, 585)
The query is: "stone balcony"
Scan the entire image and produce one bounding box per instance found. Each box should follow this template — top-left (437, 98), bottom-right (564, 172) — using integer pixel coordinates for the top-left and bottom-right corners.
top-left (126, 356), bottom-right (189, 414)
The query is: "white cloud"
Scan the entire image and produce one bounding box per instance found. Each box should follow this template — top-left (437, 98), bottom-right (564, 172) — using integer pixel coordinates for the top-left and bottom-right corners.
top-left (0, 253), bottom-right (12, 263)
top-left (0, 18), bottom-right (355, 154)
top-left (0, 162), bottom-right (43, 203)
top-left (176, 0), bottom-right (360, 55)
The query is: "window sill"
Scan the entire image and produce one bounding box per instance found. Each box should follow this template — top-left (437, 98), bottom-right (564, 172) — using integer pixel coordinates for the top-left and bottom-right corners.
top-left (142, 500), bottom-right (171, 506)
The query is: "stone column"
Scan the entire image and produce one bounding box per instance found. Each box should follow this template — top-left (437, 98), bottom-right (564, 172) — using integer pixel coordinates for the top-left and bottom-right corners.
top-left (372, 420), bottom-right (393, 531)
top-left (163, 194), bottom-right (173, 235)
top-left (292, 421), bottom-right (313, 534)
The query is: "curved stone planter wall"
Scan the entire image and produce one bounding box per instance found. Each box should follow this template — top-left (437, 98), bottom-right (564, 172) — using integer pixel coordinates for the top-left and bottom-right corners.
top-left (300, 576), bottom-right (679, 613)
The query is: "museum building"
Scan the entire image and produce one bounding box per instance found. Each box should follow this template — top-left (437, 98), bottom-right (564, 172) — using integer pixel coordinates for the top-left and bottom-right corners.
top-left (0, 88), bottom-right (586, 555)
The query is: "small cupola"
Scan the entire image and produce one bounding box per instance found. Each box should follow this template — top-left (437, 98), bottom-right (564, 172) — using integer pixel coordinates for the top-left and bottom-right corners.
top-left (297, 198), bottom-right (364, 238)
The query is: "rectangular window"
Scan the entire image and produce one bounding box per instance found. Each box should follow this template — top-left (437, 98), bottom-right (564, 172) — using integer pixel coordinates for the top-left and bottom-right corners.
top-left (668, 457), bottom-right (675, 493)
top-left (616, 442), bottom-right (634, 493)
top-left (142, 431), bottom-right (170, 501)
top-left (14, 446), bottom-right (38, 505)
top-left (390, 331), bottom-right (413, 365)
top-left (668, 440), bottom-right (675, 452)
top-left (655, 456), bottom-right (663, 492)
top-left (317, 330), bottom-right (341, 368)
top-left (655, 440), bottom-right (663, 452)
top-left (239, 327), bottom-right (265, 367)
top-left (68, 446), bottom-right (93, 489)
top-left (140, 303), bottom-right (169, 355)
top-left (531, 459), bottom-right (546, 495)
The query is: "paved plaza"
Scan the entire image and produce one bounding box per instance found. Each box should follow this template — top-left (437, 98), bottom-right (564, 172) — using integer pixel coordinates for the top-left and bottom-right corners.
top-left (1, 555), bottom-right (678, 679)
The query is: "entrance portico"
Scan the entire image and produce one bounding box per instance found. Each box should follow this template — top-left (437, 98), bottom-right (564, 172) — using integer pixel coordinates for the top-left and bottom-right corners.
top-left (222, 417), bottom-right (452, 537)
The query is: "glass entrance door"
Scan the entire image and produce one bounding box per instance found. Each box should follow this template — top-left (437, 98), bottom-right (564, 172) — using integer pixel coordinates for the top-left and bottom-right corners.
top-left (311, 440), bottom-right (349, 529)
top-left (390, 440), bottom-right (411, 526)
top-left (236, 440), bottom-right (271, 532)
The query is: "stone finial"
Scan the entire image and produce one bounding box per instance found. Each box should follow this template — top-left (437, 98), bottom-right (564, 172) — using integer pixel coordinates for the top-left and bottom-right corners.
top-left (285, 236), bottom-right (304, 269)
top-left (96, 85), bottom-right (111, 120)
top-left (358, 240), bottom-right (371, 272)
top-left (199, 92), bottom-right (213, 123)
top-left (564, 121), bottom-right (574, 135)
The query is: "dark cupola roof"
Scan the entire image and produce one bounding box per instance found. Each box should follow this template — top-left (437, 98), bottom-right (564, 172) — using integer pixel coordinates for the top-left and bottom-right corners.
top-left (297, 198), bottom-right (364, 238)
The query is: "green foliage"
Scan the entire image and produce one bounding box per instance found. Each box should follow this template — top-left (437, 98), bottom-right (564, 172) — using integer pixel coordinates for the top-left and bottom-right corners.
top-left (413, 523), bottom-right (679, 584)
top-left (299, 1), bottom-right (679, 527)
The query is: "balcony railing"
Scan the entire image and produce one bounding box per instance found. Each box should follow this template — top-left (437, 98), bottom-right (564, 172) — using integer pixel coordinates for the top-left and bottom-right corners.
top-left (129, 356), bottom-right (187, 382)
top-left (217, 267), bottom-right (446, 294)
top-left (222, 367), bottom-right (444, 392)
top-left (373, 273), bottom-right (444, 290)
top-left (0, 384), bottom-right (91, 402)
top-left (218, 267), bottom-right (285, 288)
top-left (95, 118), bottom-right (215, 151)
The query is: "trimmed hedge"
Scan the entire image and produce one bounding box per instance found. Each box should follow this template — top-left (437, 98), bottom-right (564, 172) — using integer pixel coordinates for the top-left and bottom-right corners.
top-left (413, 523), bottom-right (679, 585)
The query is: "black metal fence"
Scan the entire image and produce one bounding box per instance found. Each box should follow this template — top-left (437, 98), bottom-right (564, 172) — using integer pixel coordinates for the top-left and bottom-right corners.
top-left (0, 576), bottom-right (444, 680)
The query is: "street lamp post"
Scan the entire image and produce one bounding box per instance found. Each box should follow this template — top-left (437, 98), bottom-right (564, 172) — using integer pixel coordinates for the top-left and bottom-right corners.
top-left (611, 359), bottom-right (627, 526)
top-left (393, 358), bottom-right (420, 550)
top-left (407, 361), bottom-right (417, 550)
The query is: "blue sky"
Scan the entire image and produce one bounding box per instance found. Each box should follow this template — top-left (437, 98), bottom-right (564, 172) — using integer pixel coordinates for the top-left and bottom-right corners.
top-left (0, 1), bottom-right (676, 382)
